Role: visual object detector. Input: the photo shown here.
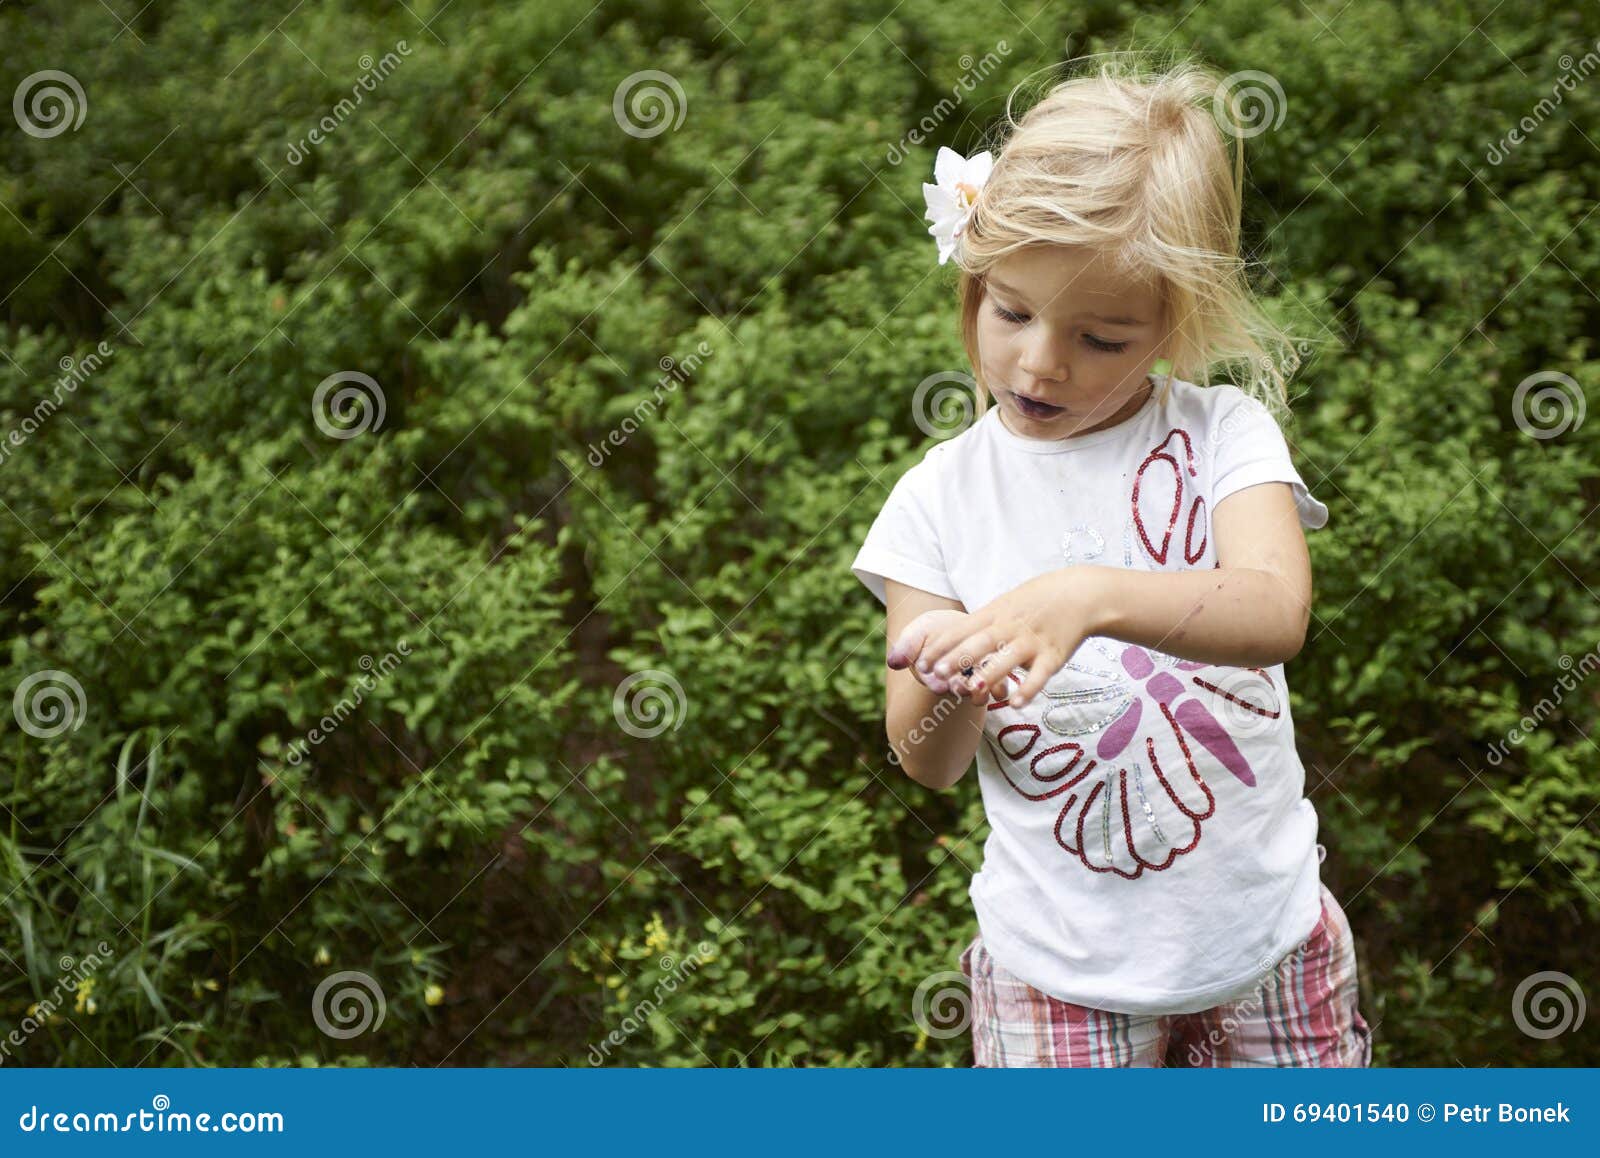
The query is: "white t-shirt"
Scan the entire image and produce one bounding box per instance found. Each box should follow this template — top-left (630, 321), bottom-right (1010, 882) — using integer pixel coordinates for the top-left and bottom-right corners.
top-left (851, 376), bottom-right (1332, 1015)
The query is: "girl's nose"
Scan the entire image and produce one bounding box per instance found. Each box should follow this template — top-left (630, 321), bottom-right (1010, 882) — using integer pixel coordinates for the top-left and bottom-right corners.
top-left (1018, 348), bottom-right (1069, 384)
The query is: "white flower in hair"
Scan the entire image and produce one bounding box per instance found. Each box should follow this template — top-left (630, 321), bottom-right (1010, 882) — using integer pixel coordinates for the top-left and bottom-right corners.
top-left (922, 146), bottom-right (993, 265)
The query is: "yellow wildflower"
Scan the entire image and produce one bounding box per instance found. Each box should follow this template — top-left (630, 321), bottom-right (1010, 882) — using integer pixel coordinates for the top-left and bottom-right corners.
top-left (424, 983), bottom-right (445, 1006)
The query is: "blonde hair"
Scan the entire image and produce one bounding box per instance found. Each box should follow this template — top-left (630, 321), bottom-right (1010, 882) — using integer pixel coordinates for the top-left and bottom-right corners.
top-left (953, 54), bottom-right (1304, 423)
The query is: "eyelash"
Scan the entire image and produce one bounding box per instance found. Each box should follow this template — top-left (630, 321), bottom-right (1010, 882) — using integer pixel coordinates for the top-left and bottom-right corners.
top-left (990, 305), bottom-right (1130, 354)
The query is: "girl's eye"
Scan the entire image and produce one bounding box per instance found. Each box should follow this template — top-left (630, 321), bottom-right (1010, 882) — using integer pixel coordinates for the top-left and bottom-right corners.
top-left (992, 304), bottom-right (1131, 355)
top-left (1083, 334), bottom-right (1130, 354)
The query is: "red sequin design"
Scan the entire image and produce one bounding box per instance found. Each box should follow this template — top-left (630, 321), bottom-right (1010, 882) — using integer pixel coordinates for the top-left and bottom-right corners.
top-left (1190, 670), bottom-right (1282, 719)
top-left (981, 654), bottom-right (1282, 880)
top-left (1132, 428), bottom-right (1209, 565)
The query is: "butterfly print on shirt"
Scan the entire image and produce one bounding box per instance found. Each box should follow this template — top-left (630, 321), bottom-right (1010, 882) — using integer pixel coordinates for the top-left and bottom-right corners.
top-left (980, 638), bottom-right (1282, 880)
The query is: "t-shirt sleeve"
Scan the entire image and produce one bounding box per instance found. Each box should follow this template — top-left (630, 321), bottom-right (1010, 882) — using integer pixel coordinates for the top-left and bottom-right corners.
top-left (850, 454), bottom-right (961, 607)
top-left (1210, 386), bottom-right (1330, 530)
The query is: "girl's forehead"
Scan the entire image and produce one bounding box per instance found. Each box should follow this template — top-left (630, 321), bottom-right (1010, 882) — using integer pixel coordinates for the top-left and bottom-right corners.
top-left (989, 247), bottom-right (1162, 316)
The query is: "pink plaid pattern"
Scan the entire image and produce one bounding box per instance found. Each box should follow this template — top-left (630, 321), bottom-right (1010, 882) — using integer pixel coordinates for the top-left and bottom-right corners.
top-left (958, 882), bottom-right (1373, 1067)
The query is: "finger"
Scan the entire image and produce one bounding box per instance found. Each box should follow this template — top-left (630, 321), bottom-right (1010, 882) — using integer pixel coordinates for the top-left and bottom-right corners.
top-left (1008, 649), bottom-right (1062, 709)
top-left (970, 642), bottom-right (1019, 685)
top-left (918, 665), bottom-right (953, 695)
top-left (949, 667), bottom-right (983, 699)
top-left (888, 611), bottom-right (941, 670)
top-left (932, 629), bottom-right (998, 677)
top-left (914, 615), bottom-right (981, 675)
top-left (912, 624), bottom-right (954, 673)
top-left (965, 657), bottom-right (1019, 702)
top-left (964, 634), bottom-right (1028, 695)
top-left (957, 653), bottom-right (997, 697)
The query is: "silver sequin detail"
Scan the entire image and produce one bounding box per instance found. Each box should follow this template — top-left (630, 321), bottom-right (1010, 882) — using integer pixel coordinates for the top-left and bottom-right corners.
top-left (1043, 694), bottom-right (1133, 737)
top-left (1060, 523), bottom-right (1105, 566)
top-left (1101, 771), bottom-right (1114, 863)
top-left (1131, 756), bottom-right (1169, 845)
top-left (1050, 684), bottom-right (1132, 706)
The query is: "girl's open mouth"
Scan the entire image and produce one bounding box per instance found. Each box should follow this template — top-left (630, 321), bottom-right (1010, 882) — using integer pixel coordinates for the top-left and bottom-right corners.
top-left (1011, 392), bottom-right (1064, 420)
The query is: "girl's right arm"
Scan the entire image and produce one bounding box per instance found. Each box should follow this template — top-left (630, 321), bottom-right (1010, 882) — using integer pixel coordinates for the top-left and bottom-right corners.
top-left (883, 578), bottom-right (991, 791)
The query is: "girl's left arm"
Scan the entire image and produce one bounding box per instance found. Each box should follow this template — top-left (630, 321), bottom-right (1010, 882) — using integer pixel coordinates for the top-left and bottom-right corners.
top-left (915, 483), bottom-right (1313, 707)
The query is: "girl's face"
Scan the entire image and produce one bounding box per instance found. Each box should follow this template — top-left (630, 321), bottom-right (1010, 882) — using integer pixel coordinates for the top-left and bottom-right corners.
top-left (976, 245), bottom-right (1167, 439)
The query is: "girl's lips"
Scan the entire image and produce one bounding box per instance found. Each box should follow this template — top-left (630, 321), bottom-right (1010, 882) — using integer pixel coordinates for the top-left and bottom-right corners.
top-left (1011, 391), bottom-right (1064, 418)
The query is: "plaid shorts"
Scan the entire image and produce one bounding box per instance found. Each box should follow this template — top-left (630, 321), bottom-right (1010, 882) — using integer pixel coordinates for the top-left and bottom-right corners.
top-left (958, 880), bottom-right (1373, 1067)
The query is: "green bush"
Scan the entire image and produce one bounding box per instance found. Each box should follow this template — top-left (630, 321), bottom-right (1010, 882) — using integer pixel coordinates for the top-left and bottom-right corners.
top-left (1, 0), bottom-right (1596, 1066)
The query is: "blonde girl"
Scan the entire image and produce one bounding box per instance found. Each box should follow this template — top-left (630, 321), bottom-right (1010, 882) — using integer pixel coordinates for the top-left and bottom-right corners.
top-left (851, 55), bottom-right (1373, 1067)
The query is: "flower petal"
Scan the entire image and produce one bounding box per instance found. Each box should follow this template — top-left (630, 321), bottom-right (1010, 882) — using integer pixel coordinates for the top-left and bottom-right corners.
top-left (922, 183), bottom-right (958, 221)
top-left (933, 145), bottom-right (964, 189)
top-left (962, 150), bottom-right (994, 188)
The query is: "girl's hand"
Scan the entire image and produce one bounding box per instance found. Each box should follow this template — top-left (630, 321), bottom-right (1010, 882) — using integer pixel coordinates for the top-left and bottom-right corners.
top-left (910, 570), bottom-right (1101, 709)
top-left (887, 609), bottom-right (1010, 703)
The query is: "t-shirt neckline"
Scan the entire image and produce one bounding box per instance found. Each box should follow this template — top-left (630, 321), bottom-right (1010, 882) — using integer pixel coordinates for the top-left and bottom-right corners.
top-left (984, 376), bottom-right (1164, 454)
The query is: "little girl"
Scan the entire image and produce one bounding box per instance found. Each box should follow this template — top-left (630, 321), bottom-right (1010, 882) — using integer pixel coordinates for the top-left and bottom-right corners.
top-left (851, 59), bottom-right (1373, 1067)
